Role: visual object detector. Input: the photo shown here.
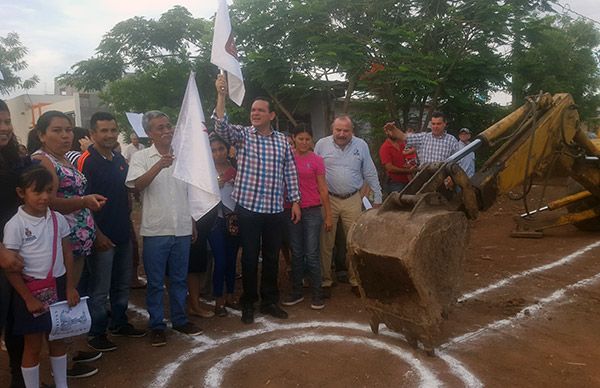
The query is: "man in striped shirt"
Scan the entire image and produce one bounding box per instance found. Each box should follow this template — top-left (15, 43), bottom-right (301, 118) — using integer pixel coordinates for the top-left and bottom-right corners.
top-left (214, 75), bottom-right (301, 324)
top-left (387, 111), bottom-right (459, 164)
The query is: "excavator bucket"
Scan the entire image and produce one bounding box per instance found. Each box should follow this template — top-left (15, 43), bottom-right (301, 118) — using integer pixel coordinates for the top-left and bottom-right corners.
top-left (348, 193), bottom-right (469, 353)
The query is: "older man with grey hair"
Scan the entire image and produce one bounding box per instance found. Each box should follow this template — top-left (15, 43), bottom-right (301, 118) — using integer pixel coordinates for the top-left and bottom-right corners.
top-left (125, 111), bottom-right (201, 347)
top-left (122, 132), bottom-right (145, 163)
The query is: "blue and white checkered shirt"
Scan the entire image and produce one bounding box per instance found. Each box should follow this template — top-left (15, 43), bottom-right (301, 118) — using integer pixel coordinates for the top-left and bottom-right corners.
top-left (406, 131), bottom-right (459, 164)
top-left (214, 116), bottom-right (300, 214)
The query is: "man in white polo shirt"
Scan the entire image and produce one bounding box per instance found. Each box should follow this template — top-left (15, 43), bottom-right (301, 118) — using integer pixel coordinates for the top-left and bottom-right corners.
top-left (125, 110), bottom-right (200, 347)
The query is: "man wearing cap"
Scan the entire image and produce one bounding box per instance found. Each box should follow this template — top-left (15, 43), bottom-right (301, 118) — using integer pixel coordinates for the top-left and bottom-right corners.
top-left (385, 111), bottom-right (459, 164)
top-left (314, 115), bottom-right (382, 298)
top-left (457, 128), bottom-right (475, 177)
top-left (379, 122), bottom-right (417, 193)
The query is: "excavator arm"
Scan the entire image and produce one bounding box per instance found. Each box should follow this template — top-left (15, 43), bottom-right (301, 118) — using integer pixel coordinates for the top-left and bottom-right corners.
top-left (347, 92), bottom-right (600, 354)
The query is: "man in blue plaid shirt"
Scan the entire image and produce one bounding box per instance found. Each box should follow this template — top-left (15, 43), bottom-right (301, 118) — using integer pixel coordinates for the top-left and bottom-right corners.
top-left (387, 111), bottom-right (459, 164)
top-left (214, 75), bottom-right (301, 324)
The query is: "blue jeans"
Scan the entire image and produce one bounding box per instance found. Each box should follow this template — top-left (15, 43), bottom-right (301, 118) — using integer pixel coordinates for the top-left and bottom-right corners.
top-left (388, 181), bottom-right (407, 193)
top-left (143, 235), bottom-right (191, 330)
top-left (210, 217), bottom-right (239, 297)
top-left (288, 206), bottom-right (323, 298)
top-left (87, 241), bottom-right (132, 337)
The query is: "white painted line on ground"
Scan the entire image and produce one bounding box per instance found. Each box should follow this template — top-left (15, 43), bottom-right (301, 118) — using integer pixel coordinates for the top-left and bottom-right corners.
top-left (147, 320), bottom-right (482, 388)
top-left (437, 352), bottom-right (484, 388)
top-left (442, 270), bottom-right (600, 350)
top-left (458, 240), bottom-right (600, 302)
top-left (204, 334), bottom-right (442, 388)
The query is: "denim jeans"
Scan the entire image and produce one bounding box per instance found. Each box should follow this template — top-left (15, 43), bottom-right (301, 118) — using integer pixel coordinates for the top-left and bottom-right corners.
top-left (288, 206), bottom-right (323, 298)
top-left (143, 235), bottom-right (191, 330)
top-left (188, 206), bottom-right (218, 273)
top-left (236, 205), bottom-right (284, 307)
top-left (387, 181), bottom-right (407, 193)
top-left (210, 217), bottom-right (239, 297)
top-left (87, 241), bottom-right (132, 337)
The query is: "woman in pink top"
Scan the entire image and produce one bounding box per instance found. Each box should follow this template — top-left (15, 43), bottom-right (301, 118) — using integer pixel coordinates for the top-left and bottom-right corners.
top-left (282, 126), bottom-right (332, 310)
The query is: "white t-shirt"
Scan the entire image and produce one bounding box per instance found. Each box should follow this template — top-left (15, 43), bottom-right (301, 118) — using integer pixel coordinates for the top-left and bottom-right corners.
top-left (3, 207), bottom-right (71, 279)
top-left (125, 145), bottom-right (192, 237)
top-left (123, 143), bottom-right (145, 163)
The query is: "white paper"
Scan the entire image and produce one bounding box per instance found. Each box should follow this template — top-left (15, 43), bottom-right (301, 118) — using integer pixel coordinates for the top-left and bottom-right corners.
top-left (362, 196), bottom-right (373, 210)
top-left (125, 112), bottom-right (148, 138)
top-left (49, 296), bottom-right (91, 341)
top-left (172, 72), bottom-right (221, 221)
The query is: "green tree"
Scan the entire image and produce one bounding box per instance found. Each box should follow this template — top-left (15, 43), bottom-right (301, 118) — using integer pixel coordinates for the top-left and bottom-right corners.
top-left (512, 15), bottom-right (600, 119)
top-left (58, 6), bottom-right (220, 135)
top-left (0, 32), bottom-right (39, 95)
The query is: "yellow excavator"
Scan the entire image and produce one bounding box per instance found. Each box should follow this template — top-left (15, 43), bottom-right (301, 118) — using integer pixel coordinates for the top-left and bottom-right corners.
top-left (347, 92), bottom-right (600, 354)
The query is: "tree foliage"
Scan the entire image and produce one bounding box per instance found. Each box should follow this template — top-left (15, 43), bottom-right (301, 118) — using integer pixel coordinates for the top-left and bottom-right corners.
top-left (0, 32), bottom-right (39, 95)
top-left (511, 15), bottom-right (600, 118)
top-left (58, 1), bottom-right (600, 137)
top-left (58, 6), bottom-right (223, 134)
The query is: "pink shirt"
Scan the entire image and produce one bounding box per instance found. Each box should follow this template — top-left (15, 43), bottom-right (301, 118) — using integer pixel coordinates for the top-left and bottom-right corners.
top-left (286, 151), bottom-right (325, 208)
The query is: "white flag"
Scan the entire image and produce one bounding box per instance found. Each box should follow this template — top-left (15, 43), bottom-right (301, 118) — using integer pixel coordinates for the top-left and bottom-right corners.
top-left (211, 0), bottom-right (245, 106)
top-left (125, 112), bottom-right (148, 138)
top-left (172, 72), bottom-right (221, 221)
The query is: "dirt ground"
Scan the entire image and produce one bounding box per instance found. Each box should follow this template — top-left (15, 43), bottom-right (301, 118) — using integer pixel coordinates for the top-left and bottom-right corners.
top-left (3, 181), bottom-right (600, 387)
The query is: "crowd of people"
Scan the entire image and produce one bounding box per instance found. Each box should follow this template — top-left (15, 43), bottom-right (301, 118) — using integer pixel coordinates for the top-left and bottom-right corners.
top-left (0, 75), bottom-right (475, 387)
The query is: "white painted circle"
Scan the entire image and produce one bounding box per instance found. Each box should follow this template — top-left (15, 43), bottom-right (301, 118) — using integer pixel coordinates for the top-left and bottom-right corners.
top-left (204, 333), bottom-right (442, 388)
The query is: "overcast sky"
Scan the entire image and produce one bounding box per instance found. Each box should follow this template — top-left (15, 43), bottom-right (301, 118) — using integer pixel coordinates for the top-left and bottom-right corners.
top-left (2, 0), bottom-right (600, 100)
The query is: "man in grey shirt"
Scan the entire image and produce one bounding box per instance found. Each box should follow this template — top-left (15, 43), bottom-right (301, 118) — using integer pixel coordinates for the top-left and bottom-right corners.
top-left (314, 115), bottom-right (382, 298)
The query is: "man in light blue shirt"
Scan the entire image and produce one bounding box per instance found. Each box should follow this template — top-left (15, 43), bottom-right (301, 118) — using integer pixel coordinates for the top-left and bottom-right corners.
top-left (314, 115), bottom-right (382, 298)
top-left (457, 128), bottom-right (476, 177)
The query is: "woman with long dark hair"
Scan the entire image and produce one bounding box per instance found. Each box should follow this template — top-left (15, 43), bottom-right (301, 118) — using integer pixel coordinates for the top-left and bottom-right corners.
top-left (0, 99), bottom-right (32, 387)
top-left (30, 111), bottom-right (106, 283)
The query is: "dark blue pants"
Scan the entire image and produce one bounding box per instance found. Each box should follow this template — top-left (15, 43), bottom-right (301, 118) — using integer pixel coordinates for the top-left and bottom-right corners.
top-left (210, 217), bottom-right (239, 297)
top-left (236, 205), bottom-right (284, 308)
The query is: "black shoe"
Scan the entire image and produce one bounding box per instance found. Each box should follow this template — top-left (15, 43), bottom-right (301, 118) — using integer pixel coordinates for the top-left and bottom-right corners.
top-left (225, 300), bottom-right (241, 310)
top-left (10, 375), bottom-right (25, 388)
top-left (67, 363), bottom-right (98, 379)
top-left (151, 329), bottom-right (167, 347)
top-left (111, 323), bottom-right (147, 337)
top-left (173, 322), bottom-right (203, 336)
top-left (322, 287), bottom-right (332, 299)
top-left (310, 297), bottom-right (325, 310)
top-left (351, 285), bottom-right (361, 298)
top-left (215, 304), bottom-right (227, 317)
top-left (260, 304), bottom-right (288, 319)
top-left (88, 334), bottom-right (117, 352)
top-left (241, 307), bottom-right (254, 324)
top-left (72, 350), bottom-right (102, 363)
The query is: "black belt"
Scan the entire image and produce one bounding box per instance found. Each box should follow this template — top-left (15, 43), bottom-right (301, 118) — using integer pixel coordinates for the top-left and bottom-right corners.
top-left (303, 205), bottom-right (322, 210)
top-left (329, 190), bottom-right (359, 199)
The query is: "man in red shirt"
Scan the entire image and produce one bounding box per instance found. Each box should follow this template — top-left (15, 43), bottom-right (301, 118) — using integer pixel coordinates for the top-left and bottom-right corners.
top-left (379, 123), bottom-right (417, 193)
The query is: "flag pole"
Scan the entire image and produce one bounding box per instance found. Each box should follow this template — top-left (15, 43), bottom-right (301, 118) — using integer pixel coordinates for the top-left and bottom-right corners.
top-left (219, 68), bottom-right (226, 93)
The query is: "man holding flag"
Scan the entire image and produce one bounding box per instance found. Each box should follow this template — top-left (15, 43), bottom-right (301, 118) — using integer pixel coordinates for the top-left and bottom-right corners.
top-left (214, 75), bottom-right (301, 324)
top-left (125, 111), bottom-right (203, 347)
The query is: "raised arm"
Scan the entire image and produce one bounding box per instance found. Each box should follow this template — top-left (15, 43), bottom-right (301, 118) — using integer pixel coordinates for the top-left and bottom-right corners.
top-left (384, 122), bottom-right (406, 142)
top-left (213, 75), bottom-right (244, 146)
